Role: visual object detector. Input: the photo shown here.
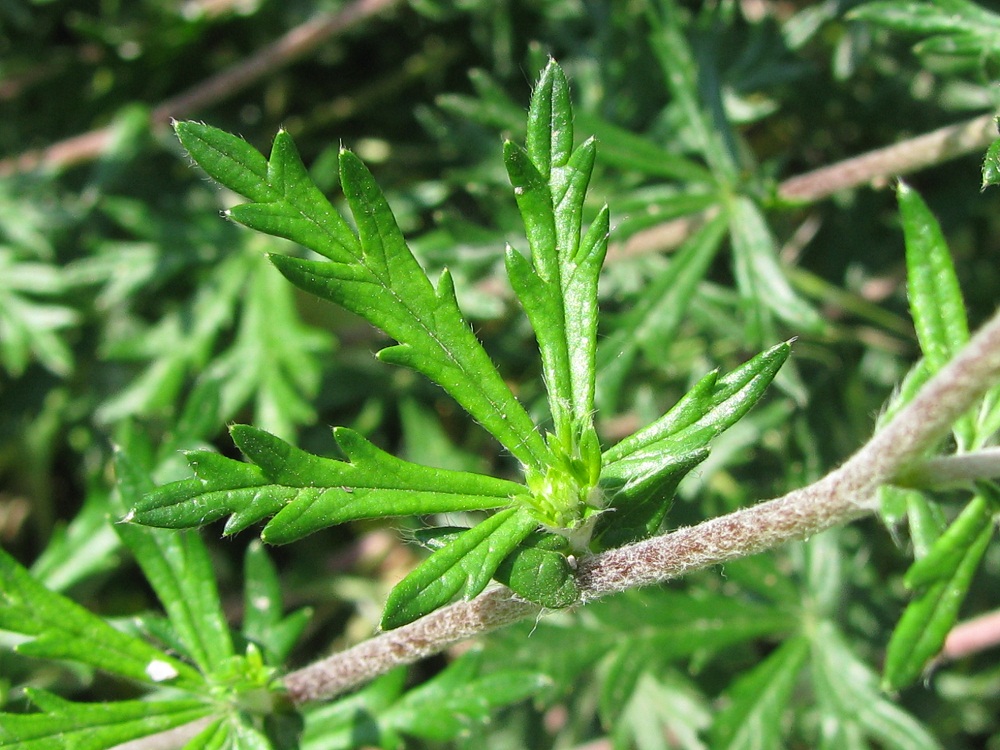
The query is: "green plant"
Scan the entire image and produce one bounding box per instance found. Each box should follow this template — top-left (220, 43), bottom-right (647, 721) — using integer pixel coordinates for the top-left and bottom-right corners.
top-left (132, 59), bottom-right (789, 629)
top-left (4, 2), bottom-right (1000, 749)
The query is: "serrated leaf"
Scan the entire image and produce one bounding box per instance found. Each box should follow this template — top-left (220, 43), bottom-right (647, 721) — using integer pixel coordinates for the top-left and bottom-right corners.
top-left (0, 690), bottom-right (212, 750)
top-left (177, 121), bottom-right (546, 470)
top-left (605, 341), bottom-right (791, 464)
top-left (175, 122), bottom-right (272, 203)
top-left (504, 59), bottom-right (606, 437)
top-left (712, 637), bottom-right (808, 750)
top-left (381, 507), bottom-right (538, 629)
top-left (131, 426), bottom-right (522, 543)
top-left (811, 621), bottom-right (941, 750)
top-left (883, 493), bottom-right (995, 690)
top-left (0, 547), bottom-right (202, 690)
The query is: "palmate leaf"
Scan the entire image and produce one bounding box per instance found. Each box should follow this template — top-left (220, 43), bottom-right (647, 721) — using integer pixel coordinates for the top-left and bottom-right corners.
top-left (174, 122), bottom-right (548, 473)
top-left (130, 425), bottom-right (521, 544)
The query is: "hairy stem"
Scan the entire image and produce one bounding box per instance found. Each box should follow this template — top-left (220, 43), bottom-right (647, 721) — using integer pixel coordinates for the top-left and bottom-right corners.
top-left (282, 304), bottom-right (1000, 704)
top-left (777, 113), bottom-right (997, 202)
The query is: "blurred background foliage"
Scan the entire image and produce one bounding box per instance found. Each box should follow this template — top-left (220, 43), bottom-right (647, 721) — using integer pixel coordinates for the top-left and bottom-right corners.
top-left (2, 0), bottom-right (1000, 747)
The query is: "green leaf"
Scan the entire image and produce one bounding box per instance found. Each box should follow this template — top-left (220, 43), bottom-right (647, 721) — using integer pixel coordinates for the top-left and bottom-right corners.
top-left (596, 449), bottom-right (709, 548)
top-left (612, 672), bottom-right (711, 750)
top-left (300, 668), bottom-right (407, 750)
top-left (197, 253), bottom-right (332, 440)
top-left (595, 340), bottom-right (788, 546)
top-left (728, 197), bottom-right (824, 343)
top-left (983, 137), bottom-right (1000, 189)
top-left (595, 590), bottom-right (794, 727)
top-left (176, 119), bottom-right (547, 470)
top-left (505, 59), bottom-right (607, 437)
top-left (492, 532), bottom-right (579, 609)
top-left (712, 637), bottom-right (808, 750)
top-left (116, 526), bottom-right (234, 675)
top-left (175, 122), bottom-right (273, 203)
top-left (115, 446), bottom-right (234, 674)
top-left (0, 248), bottom-right (78, 377)
top-left (850, 0), bottom-right (1000, 35)
top-left (0, 690), bottom-right (212, 750)
top-left (645, 3), bottom-right (739, 181)
top-left (242, 540), bottom-right (311, 665)
top-left (181, 719), bottom-right (229, 750)
top-left (96, 250), bottom-right (250, 426)
top-left (899, 181), bottom-right (973, 447)
top-left (0, 546), bottom-right (202, 690)
top-left (437, 68), bottom-right (711, 182)
top-left (131, 425), bottom-right (522, 543)
top-left (301, 653), bottom-right (547, 749)
top-left (381, 507), bottom-right (538, 629)
top-left (811, 621), bottom-right (941, 750)
top-left (604, 341), bottom-right (791, 464)
top-left (29, 486), bottom-right (120, 593)
top-left (379, 650), bottom-right (549, 741)
top-left (603, 589), bottom-right (796, 656)
top-left (900, 182), bottom-right (969, 368)
top-left (883, 492), bottom-right (996, 690)
top-left (903, 493), bottom-right (994, 589)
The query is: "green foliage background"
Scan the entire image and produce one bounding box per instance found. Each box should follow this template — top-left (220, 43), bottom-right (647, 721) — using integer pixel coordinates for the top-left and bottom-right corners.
top-left (1, 1), bottom-right (1000, 748)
